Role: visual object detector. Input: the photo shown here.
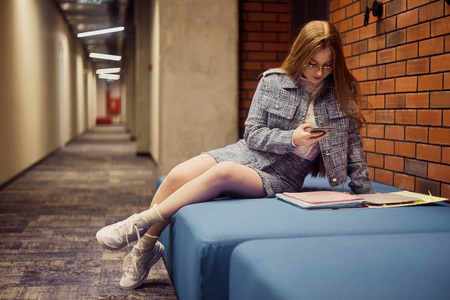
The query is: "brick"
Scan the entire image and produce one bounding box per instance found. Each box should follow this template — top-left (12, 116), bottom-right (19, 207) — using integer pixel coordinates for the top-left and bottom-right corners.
top-left (396, 109), bottom-right (417, 124)
top-left (368, 35), bottom-right (386, 51)
top-left (263, 42), bottom-right (290, 52)
top-left (363, 109), bottom-right (376, 123)
top-left (407, 22), bottom-right (431, 43)
top-left (405, 126), bottom-right (428, 142)
top-left (418, 74), bottom-right (443, 91)
top-left (431, 53), bottom-right (450, 73)
top-left (386, 94), bottom-right (406, 108)
top-left (352, 68), bottom-right (367, 81)
top-left (241, 2), bottom-right (262, 12)
top-left (360, 52), bottom-right (377, 67)
top-left (263, 22), bottom-right (289, 32)
top-left (417, 109), bottom-right (442, 126)
top-left (247, 12), bottom-right (277, 22)
top-left (394, 173), bottom-right (415, 190)
top-left (330, 0), bottom-right (340, 12)
top-left (241, 61), bottom-right (262, 70)
top-left (378, 48), bottom-right (397, 64)
top-left (367, 153), bottom-right (384, 168)
top-left (417, 143), bottom-right (442, 162)
top-left (248, 32), bottom-right (278, 42)
top-left (345, 56), bottom-right (360, 70)
top-left (419, 37), bottom-right (445, 56)
top-left (346, 2), bottom-right (360, 18)
top-left (396, 43), bottom-right (418, 61)
top-left (343, 44), bottom-right (352, 57)
top-left (386, 62), bottom-right (406, 78)
top-left (398, 9), bottom-right (419, 29)
top-left (385, 155), bottom-right (405, 172)
top-left (405, 93), bottom-right (429, 108)
top-left (346, 28), bottom-right (360, 43)
top-left (406, 57), bottom-right (429, 75)
top-left (263, 3), bottom-right (289, 13)
top-left (377, 79), bottom-right (395, 94)
top-left (352, 13), bottom-right (364, 29)
top-left (376, 139), bottom-right (395, 154)
top-left (367, 65), bottom-right (386, 80)
top-left (441, 183), bottom-right (450, 200)
top-left (263, 61), bottom-right (283, 70)
top-left (394, 142), bottom-right (416, 158)
top-left (396, 76), bottom-right (418, 92)
top-left (241, 42), bottom-right (262, 51)
top-left (385, 125), bottom-right (405, 140)
top-left (376, 110), bottom-right (395, 123)
top-left (332, 7), bottom-right (346, 23)
top-left (367, 124), bottom-right (385, 138)
top-left (378, 16), bottom-right (397, 34)
top-left (352, 40), bottom-right (368, 55)
top-left (419, 1), bottom-right (445, 22)
top-left (445, 72), bottom-right (450, 90)
top-left (428, 163), bottom-right (450, 182)
top-left (360, 81), bottom-right (376, 95)
top-left (339, 0), bottom-right (352, 8)
top-left (362, 138), bottom-right (375, 152)
top-left (248, 52), bottom-right (277, 61)
top-left (429, 128), bottom-right (450, 145)
top-left (443, 147), bottom-right (450, 164)
top-left (367, 94), bottom-right (385, 109)
top-left (387, 30), bottom-right (407, 48)
top-left (338, 19), bottom-right (352, 34)
top-left (446, 35), bottom-right (450, 52)
top-left (241, 22), bottom-right (262, 32)
top-left (416, 177), bottom-right (441, 196)
top-left (360, 23), bottom-right (377, 40)
top-left (375, 169), bottom-right (394, 186)
top-left (431, 16), bottom-right (450, 37)
top-left (386, 0), bottom-right (408, 17)
top-left (408, 0), bottom-right (431, 10)
top-left (405, 158), bottom-right (428, 177)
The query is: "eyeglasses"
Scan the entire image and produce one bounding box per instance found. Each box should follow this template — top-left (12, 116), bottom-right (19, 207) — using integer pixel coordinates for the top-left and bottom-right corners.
top-left (304, 64), bottom-right (333, 74)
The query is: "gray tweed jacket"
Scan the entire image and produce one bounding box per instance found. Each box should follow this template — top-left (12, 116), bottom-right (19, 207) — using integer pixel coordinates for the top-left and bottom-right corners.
top-left (243, 69), bottom-right (375, 194)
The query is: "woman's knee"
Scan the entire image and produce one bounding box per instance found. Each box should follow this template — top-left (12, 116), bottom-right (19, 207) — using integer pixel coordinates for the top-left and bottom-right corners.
top-left (207, 161), bottom-right (241, 184)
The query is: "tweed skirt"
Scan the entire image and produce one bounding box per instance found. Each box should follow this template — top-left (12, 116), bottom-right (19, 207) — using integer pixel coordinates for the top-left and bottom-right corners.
top-left (206, 140), bottom-right (312, 197)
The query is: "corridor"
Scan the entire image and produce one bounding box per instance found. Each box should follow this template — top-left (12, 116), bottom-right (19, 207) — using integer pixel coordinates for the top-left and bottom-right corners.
top-left (0, 126), bottom-right (176, 299)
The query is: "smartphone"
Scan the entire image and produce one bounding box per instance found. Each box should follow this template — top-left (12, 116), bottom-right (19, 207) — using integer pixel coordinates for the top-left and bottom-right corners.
top-left (306, 127), bottom-right (335, 133)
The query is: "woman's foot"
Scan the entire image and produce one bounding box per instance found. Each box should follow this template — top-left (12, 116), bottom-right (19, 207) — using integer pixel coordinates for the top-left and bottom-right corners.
top-left (120, 241), bottom-right (165, 290)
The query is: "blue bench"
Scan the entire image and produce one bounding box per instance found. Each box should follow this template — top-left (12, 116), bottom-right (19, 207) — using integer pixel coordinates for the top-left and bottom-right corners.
top-left (157, 176), bottom-right (450, 300)
top-left (230, 233), bottom-right (450, 300)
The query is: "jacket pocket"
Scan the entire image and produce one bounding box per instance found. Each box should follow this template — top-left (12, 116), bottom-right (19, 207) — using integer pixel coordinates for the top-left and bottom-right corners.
top-left (261, 96), bottom-right (297, 130)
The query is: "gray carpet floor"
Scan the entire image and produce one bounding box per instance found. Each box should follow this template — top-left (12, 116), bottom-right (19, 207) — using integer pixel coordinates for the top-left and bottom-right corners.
top-left (0, 126), bottom-right (177, 300)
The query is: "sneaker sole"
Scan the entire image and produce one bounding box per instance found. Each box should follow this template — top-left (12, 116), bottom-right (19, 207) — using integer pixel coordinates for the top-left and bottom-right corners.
top-left (120, 242), bottom-right (165, 290)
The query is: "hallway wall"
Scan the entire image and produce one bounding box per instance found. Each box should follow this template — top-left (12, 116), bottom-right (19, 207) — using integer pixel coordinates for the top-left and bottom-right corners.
top-left (0, 0), bottom-right (96, 187)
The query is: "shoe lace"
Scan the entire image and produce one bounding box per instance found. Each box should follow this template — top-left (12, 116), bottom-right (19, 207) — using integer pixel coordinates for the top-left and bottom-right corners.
top-left (116, 216), bottom-right (142, 247)
top-left (124, 253), bottom-right (141, 281)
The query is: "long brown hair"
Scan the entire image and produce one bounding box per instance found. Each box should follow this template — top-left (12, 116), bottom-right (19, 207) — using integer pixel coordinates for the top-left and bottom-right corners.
top-left (281, 20), bottom-right (367, 127)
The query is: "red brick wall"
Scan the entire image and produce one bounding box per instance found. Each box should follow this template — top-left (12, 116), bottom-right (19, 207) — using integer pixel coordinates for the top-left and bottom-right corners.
top-left (239, 0), bottom-right (292, 137)
top-left (330, 0), bottom-right (450, 197)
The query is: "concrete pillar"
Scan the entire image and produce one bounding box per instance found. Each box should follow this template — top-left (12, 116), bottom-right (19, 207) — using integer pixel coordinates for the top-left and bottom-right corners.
top-left (156, 0), bottom-right (239, 176)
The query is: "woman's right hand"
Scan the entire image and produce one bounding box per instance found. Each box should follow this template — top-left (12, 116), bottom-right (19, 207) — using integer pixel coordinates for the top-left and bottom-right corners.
top-left (292, 123), bottom-right (328, 147)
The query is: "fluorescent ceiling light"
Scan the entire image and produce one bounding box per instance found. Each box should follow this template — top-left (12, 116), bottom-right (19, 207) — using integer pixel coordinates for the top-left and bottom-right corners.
top-left (96, 67), bottom-right (121, 74)
top-left (98, 74), bottom-right (120, 80)
top-left (77, 26), bottom-right (124, 38)
top-left (89, 53), bottom-right (122, 61)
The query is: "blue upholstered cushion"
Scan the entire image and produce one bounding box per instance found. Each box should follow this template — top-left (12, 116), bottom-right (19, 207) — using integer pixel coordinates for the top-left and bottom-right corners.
top-left (230, 233), bottom-right (450, 300)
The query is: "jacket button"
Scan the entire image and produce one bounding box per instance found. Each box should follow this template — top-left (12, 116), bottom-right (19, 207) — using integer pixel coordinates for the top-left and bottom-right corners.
top-left (275, 105), bottom-right (279, 109)
top-left (332, 178), bottom-right (337, 182)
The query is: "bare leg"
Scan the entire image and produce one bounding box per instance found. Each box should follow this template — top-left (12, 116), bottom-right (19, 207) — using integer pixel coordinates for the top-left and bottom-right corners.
top-left (147, 161), bottom-right (266, 236)
top-left (146, 154), bottom-right (219, 236)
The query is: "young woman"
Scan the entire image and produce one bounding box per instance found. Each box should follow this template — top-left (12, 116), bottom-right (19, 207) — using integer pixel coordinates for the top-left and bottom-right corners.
top-left (96, 20), bottom-right (375, 290)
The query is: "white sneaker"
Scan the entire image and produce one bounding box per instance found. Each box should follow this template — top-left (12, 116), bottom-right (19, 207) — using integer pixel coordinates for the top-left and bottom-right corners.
top-left (96, 214), bottom-right (149, 250)
top-left (120, 241), bottom-right (164, 290)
